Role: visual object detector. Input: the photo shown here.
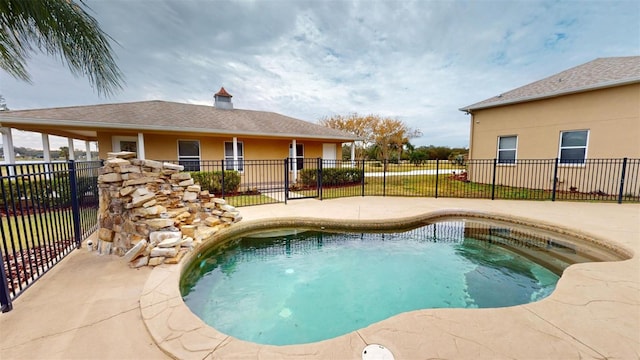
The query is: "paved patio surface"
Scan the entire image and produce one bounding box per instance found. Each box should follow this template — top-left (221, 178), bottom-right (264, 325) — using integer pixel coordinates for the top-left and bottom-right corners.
top-left (1, 197), bottom-right (638, 359)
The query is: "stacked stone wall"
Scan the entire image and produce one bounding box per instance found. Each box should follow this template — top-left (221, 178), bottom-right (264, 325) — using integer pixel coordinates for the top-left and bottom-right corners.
top-left (96, 152), bottom-right (241, 267)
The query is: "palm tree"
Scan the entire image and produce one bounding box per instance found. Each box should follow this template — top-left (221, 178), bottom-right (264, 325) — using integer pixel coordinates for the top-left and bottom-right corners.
top-left (0, 0), bottom-right (123, 95)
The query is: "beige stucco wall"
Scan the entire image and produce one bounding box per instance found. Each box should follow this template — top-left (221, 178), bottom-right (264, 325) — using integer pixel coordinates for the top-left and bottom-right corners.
top-left (468, 83), bottom-right (640, 160)
top-left (465, 83), bottom-right (640, 194)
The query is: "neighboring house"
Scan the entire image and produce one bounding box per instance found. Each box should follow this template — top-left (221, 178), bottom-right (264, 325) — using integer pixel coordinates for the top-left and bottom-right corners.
top-left (459, 56), bottom-right (640, 193)
top-left (0, 88), bottom-right (358, 171)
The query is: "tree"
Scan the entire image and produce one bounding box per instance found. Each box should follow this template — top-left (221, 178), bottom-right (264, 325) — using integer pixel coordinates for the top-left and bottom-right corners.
top-left (319, 113), bottom-right (421, 163)
top-left (0, 0), bottom-right (123, 95)
top-left (59, 146), bottom-right (69, 160)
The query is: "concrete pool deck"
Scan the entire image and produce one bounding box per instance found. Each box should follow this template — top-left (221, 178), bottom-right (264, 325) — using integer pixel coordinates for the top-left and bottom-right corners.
top-left (1, 197), bottom-right (639, 359)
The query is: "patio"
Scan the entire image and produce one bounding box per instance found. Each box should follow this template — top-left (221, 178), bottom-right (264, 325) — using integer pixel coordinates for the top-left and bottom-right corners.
top-left (0, 197), bottom-right (638, 359)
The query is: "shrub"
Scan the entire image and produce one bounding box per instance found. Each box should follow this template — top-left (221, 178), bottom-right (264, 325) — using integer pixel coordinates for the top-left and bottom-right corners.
top-left (299, 167), bottom-right (362, 187)
top-left (190, 170), bottom-right (241, 195)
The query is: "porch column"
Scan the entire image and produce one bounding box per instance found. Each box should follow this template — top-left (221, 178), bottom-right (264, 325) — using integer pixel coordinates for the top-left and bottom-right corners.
top-left (41, 134), bottom-right (51, 162)
top-left (232, 137), bottom-right (238, 171)
top-left (351, 141), bottom-right (356, 165)
top-left (291, 139), bottom-right (297, 183)
top-left (1, 127), bottom-right (16, 175)
top-left (85, 141), bottom-right (92, 161)
top-left (137, 133), bottom-right (145, 159)
top-left (67, 138), bottom-right (75, 160)
top-left (1, 127), bottom-right (15, 164)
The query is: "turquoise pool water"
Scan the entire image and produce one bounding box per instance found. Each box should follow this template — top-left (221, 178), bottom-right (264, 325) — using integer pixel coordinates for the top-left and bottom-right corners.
top-left (181, 221), bottom-right (563, 345)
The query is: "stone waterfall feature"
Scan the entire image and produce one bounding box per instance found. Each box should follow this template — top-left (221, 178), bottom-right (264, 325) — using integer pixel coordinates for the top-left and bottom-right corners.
top-left (96, 152), bottom-right (242, 267)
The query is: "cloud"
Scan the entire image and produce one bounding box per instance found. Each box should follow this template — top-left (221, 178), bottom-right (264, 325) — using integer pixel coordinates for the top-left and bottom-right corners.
top-left (1, 0), bottom-right (638, 151)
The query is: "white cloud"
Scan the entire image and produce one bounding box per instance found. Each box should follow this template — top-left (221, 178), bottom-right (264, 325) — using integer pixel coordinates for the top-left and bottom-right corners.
top-left (1, 0), bottom-right (638, 150)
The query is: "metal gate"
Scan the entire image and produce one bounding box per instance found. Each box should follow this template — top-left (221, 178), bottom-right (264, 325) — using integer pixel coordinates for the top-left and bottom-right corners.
top-left (285, 158), bottom-right (321, 202)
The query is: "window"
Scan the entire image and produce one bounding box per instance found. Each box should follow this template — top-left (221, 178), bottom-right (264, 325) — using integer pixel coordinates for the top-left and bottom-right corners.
top-left (559, 130), bottom-right (589, 164)
top-left (289, 143), bottom-right (304, 170)
top-left (178, 140), bottom-right (200, 171)
top-left (224, 141), bottom-right (244, 171)
top-left (112, 136), bottom-right (138, 155)
top-left (497, 136), bottom-right (517, 164)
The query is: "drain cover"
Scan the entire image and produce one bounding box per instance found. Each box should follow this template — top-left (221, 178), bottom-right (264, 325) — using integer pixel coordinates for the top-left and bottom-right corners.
top-left (362, 344), bottom-right (394, 360)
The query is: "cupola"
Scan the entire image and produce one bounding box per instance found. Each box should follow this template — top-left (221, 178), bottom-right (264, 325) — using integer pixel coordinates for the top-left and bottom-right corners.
top-left (214, 87), bottom-right (233, 109)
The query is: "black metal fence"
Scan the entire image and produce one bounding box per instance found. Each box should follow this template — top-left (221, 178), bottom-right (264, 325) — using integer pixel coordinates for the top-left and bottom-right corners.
top-left (163, 157), bottom-right (638, 205)
top-left (1, 156), bottom-right (637, 312)
top-left (0, 160), bottom-right (101, 312)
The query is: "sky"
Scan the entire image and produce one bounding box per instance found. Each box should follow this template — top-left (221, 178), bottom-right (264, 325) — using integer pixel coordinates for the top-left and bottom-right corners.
top-left (0, 0), bottom-right (639, 151)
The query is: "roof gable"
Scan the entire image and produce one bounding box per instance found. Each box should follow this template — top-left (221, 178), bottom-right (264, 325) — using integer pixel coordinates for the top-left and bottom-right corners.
top-left (460, 56), bottom-right (640, 111)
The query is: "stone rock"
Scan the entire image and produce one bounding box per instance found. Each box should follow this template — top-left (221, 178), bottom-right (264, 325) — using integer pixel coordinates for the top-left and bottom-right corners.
top-left (133, 187), bottom-right (150, 197)
top-left (179, 179), bottom-right (195, 186)
top-left (98, 228), bottom-right (114, 242)
top-left (123, 177), bottom-right (156, 187)
top-left (164, 249), bottom-right (187, 264)
top-left (123, 239), bottom-right (147, 262)
top-left (120, 186), bottom-right (135, 196)
top-left (142, 199), bottom-right (157, 208)
top-left (213, 198), bottom-right (226, 205)
top-left (220, 204), bottom-right (236, 212)
top-left (186, 184), bottom-right (201, 192)
top-left (98, 240), bottom-right (112, 255)
top-left (158, 237), bottom-right (181, 248)
top-left (183, 191), bottom-right (198, 202)
top-left (106, 158), bottom-right (131, 167)
top-left (130, 256), bottom-right (149, 268)
top-left (148, 257), bottom-right (165, 266)
top-left (233, 215), bottom-right (243, 223)
top-left (171, 173), bottom-right (192, 180)
top-left (150, 247), bottom-right (178, 258)
top-left (128, 193), bottom-right (155, 208)
top-left (181, 225), bottom-right (196, 238)
top-left (133, 205), bottom-right (167, 217)
top-left (118, 164), bottom-right (142, 174)
top-left (163, 162), bottom-right (184, 171)
top-left (98, 173), bottom-right (122, 183)
top-left (149, 231), bottom-right (182, 245)
top-left (143, 160), bottom-right (163, 169)
top-left (107, 151), bottom-right (136, 159)
top-left (196, 227), bottom-right (217, 241)
top-left (180, 237), bottom-right (194, 248)
top-left (146, 218), bottom-right (175, 230)
top-left (204, 216), bottom-right (222, 227)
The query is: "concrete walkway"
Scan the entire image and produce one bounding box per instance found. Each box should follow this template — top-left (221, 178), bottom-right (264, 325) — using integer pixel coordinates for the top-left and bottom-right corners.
top-left (1, 197), bottom-right (639, 359)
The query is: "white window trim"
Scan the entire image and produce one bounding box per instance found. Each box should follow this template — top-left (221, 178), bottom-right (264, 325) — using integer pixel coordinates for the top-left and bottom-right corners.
top-left (112, 136), bottom-right (138, 154)
top-left (224, 140), bottom-right (244, 172)
top-left (496, 135), bottom-right (517, 166)
top-left (558, 130), bottom-right (589, 167)
top-left (177, 139), bottom-right (201, 170)
top-left (289, 142), bottom-right (304, 171)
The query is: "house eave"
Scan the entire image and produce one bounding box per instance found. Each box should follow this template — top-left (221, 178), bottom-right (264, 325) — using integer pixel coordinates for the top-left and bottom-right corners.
top-left (0, 116), bottom-right (360, 142)
top-left (459, 77), bottom-right (640, 113)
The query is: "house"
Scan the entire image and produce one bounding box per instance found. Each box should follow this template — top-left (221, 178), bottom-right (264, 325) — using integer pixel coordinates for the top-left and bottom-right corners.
top-left (459, 56), bottom-right (640, 193)
top-left (0, 88), bottom-right (358, 171)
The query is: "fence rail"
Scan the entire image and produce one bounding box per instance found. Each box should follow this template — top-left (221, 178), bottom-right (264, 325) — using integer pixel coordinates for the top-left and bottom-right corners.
top-left (0, 160), bottom-right (101, 312)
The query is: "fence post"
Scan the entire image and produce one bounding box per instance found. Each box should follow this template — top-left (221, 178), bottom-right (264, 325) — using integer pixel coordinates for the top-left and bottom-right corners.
top-left (435, 159), bottom-right (439, 198)
top-left (361, 160), bottom-right (365, 197)
top-left (284, 158), bottom-right (289, 204)
top-left (383, 159), bottom-right (387, 196)
top-left (617, 157), bottom-right (628, 204)
top-left (551, 158), bottom-right (559, 202)
top-left (0, 250), bottom-right (12, 312)
top-left (318, 158), bottom-right (323, 200)
top-left (68, 160), bottom-right (82, 249)
top-left (221, 160), bottom-right (225, 199)
top-left (491, 158), bottom-right (497, 200)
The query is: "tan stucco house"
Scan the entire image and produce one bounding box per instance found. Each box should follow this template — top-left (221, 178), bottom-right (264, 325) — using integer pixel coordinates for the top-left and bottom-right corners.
top-left (0, 88), bottom-right (358, 170)
top-left (459, 56), bottom-right (639, 194)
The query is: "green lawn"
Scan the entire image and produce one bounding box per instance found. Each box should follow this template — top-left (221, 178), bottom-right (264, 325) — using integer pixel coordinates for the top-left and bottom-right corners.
top-left (1, 208), bottom-right (83, 253)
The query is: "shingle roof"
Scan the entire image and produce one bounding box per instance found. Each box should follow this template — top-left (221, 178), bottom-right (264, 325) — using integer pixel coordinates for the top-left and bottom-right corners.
top-left (460, 56), bottom-right (640, 112)
top-left (0, 100), bottom-right (358, 141)
top-left (215, 87), bottom-right (232, 97)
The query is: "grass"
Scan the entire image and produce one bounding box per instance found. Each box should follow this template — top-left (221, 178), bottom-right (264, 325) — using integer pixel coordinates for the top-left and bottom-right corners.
top-left (225, 194), bottom-right (279, 207)
top-left (363, 162), bottom-right (465, 173)
top-left (0, 207), bottom-right (97, 253)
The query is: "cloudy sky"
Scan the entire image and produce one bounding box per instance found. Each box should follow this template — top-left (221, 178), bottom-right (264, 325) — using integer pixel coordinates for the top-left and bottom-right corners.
top-left (1, 0), bottom-right (639, 150)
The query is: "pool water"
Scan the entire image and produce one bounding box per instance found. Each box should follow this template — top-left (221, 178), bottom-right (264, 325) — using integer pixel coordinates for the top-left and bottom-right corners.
top-left (181, 221), bottom-right (562, 345)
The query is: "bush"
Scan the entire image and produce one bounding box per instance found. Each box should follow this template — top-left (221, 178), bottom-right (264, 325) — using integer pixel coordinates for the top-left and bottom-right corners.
top-left (299, 167), bottom-right (363, 187)
top-left (190, 170), bottom-right (241, 195)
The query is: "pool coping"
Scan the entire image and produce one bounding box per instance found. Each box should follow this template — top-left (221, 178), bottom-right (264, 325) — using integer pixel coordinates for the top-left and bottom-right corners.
top-left (140, 208), bottom-right (638, 359)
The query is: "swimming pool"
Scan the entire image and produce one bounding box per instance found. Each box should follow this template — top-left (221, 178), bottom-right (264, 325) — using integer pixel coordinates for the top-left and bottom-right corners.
top-left (180, 218), bottom-right (618, 346)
